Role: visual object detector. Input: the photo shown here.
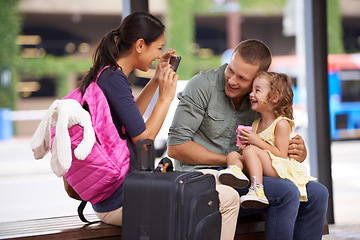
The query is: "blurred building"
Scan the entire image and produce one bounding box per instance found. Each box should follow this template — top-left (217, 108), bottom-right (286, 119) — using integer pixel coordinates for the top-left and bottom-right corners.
top-left (18, 0), bottom-right (360, 58)
top-left (18, 0), bottom-right (167, 58)
top-left (14, 0), bottom-right (360, 136)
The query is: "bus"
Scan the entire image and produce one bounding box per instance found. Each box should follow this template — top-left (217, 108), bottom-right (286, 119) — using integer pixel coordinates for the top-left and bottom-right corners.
top-left (270, 53), bottom-right (360, 140)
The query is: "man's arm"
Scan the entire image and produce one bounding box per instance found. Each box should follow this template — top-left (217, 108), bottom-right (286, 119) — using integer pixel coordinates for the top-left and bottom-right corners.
top-left (167, 68), bottom-right (229, 167)
top-left (168, 141), bottom-right (227, 166)
top-left (289, 134), bottom-right (307, 162)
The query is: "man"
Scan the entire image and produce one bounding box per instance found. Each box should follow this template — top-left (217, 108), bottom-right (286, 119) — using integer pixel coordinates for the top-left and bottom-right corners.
top-left (168, 39), bottom-right (328, 240)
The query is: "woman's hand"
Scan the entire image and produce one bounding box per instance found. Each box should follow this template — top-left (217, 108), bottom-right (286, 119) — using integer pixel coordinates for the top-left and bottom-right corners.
top-left (157, 64), bottom-right (178, 103)
top-left (153, 49), bottom-right (176, 83)
top-left (133, 63), bottom-right (178, 144)
top-left (289, 135), bottom-right (307, 162)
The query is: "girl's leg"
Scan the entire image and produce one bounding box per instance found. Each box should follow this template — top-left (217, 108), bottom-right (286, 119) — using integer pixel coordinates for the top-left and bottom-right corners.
top-left (242, 145), bottom-right (279, 184)
top-left (218, 151), bottom-right (249, 188)
top-left (226, 151), bottom-right (244, 169)
top-left (240, 145), bottom-right (277, 209)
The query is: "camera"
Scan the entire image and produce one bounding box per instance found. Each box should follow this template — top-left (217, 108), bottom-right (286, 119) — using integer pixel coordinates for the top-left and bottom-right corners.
top-left (169, 56), bottom-right (181, 72)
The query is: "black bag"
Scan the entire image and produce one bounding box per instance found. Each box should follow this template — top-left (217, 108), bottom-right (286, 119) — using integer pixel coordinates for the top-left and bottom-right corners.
top-left (122, 139), bottom-right (221, 240)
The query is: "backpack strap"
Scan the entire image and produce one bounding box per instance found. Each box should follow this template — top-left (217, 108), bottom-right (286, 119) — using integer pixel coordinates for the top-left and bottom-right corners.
top-left (95, 66), bottom-right (111, 83)
top-left (77, 200), bottom-right (101, 224)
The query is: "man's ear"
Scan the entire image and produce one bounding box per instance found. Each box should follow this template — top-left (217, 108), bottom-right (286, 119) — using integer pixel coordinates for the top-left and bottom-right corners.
top-left (135, 38), bottom-right (145, 54)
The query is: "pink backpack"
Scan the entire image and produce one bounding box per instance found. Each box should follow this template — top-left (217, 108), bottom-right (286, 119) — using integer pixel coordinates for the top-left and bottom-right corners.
top-left (52, 66), bottom-right (130, 204)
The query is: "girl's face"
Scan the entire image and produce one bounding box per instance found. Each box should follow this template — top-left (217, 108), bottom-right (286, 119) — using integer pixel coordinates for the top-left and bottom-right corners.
top-left (249, 76), bottom-right (273, 114)
top-left (137, 32), bottom-right (165, 72)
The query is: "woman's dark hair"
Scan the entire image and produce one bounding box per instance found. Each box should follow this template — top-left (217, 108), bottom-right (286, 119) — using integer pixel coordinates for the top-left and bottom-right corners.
top-left (79, 12), bottom-right (165, 95)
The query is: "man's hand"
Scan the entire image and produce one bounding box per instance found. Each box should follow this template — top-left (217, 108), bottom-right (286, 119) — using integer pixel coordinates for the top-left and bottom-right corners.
top-left (289, 135), bottom-right (307, 162)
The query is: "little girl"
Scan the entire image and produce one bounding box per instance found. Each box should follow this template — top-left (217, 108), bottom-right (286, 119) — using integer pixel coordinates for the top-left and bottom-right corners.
top-left (218, 71), bottom-right (316, 209)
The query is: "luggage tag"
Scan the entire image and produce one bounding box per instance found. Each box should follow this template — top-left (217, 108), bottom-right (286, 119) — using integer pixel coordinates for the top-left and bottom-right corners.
top-left (136, 139), bottom-right (174, 173)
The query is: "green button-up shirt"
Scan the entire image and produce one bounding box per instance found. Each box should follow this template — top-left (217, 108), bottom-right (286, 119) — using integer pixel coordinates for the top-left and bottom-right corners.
top-left (168, 64), bottom-right (260, 171)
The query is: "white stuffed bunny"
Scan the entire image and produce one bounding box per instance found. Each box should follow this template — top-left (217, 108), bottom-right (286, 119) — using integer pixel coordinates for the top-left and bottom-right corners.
top-left (31, 99), bottom-right (96, 177)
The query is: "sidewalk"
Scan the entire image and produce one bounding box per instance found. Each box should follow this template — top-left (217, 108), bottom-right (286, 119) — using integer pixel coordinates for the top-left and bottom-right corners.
top-left (0, 136), bottom-right (359, 239)
top-left (323, 140), bottom-right (360, 239)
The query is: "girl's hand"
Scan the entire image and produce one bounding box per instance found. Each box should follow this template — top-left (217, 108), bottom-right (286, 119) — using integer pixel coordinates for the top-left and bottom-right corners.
top-left (153, 49), bottom-right (176, 83)
top-left (158, 64), bottom-right (178, 103)
top-left (238, 144), bottom-right (246, 152)
top-left (238, 128), bottom-right (262, 146)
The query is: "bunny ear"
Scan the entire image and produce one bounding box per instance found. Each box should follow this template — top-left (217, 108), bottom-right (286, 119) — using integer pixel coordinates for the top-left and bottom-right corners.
top-left (74, 110), bottom-right (95, 160)
top-left (31, 100), bottom-right (59, 159)
top-left (55, 106), bottom-right (72, 174)
top-left (50, 136), bottom-right (67, 177)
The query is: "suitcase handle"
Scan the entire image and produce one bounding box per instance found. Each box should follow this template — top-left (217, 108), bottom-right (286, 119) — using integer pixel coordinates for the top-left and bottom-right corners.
top-left (137, 139), bottom-right (155, 171)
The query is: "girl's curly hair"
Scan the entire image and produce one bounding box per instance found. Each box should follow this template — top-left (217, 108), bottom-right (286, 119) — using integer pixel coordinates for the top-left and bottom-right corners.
top-left (255, 71), bottom-right (294, 119)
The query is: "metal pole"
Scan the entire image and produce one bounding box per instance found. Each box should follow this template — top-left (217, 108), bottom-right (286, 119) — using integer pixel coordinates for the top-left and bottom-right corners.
top-left (226, 0), bottom-right (241, 49)
top-left (304, 0), bottom-right (335, 224)
top-left (122, 0), bottom-right (149, 19)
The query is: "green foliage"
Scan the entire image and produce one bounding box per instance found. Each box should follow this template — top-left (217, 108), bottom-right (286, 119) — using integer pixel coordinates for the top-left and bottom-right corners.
top-left (167, 0), bottom-right (196, 79)
top-left (0, 0), bottom-right (22, 109)
top-left (167, 0), bottom-right (223, 79)
top-left (19, 56), bottom-right (92, 98)
top-left (327, 0), bottom-right (345, 54)
top-left (166, 0), bottom-right (289, 79)
top-left (193, 0), bottom-right (287, 15)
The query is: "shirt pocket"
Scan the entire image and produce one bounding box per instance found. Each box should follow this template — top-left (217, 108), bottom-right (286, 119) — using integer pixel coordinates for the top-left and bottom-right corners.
top-left (201, 108), bottom-right (225, 137)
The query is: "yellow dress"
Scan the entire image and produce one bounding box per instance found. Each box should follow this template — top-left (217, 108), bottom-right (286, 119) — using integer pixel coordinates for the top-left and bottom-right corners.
top-left (252, 116), bottom-right (316, 202)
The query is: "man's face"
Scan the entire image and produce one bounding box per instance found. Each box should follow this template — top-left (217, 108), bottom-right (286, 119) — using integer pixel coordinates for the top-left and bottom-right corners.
top-left (224, 53), bottom-right (260, 106)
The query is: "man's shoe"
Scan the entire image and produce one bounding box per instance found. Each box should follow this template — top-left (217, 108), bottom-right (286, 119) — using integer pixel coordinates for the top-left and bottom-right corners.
top-left (240, 176), bottom-right (269, 209)
top-left (218, 165), bottom-right (249, 188)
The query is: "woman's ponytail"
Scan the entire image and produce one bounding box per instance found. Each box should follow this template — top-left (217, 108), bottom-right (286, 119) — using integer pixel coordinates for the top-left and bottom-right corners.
top-left (79, 12), bottom-right (165, 95)
top-left (79, 30), bottom-right (121, 95)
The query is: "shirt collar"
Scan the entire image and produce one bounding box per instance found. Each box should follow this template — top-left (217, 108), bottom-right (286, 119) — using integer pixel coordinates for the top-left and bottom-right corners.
top-left (217, 63), bottom-right (228, 91)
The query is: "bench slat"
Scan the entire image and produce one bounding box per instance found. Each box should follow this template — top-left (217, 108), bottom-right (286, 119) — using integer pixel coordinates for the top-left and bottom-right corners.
top-left (0, 213), bottom-right (328, 240)
top-left (0, 215), bottom-right (121, 240)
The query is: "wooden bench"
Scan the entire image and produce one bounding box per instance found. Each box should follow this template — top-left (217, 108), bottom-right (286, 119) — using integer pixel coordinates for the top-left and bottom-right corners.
top-left (0, 213), bottom-right (328, 240)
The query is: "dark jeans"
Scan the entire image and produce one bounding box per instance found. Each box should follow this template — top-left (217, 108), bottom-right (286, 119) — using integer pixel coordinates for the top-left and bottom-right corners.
top-left (236, 177), bottom-right (329, 240)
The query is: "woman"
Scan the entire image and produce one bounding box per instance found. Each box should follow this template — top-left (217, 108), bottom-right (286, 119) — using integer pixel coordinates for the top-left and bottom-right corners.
top-left (78, 12), bottom-right (178, 226)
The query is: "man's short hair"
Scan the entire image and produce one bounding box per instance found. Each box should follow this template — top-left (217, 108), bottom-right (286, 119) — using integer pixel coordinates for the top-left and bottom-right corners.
top-left (233, 39), bottom-right (272, 72)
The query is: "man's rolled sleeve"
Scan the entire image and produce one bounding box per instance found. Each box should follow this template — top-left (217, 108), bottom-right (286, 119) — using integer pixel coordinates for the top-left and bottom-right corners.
top-left (168, 93), bottom-right (205, 145)
top-left (168, 74), bottom-right (211, 146)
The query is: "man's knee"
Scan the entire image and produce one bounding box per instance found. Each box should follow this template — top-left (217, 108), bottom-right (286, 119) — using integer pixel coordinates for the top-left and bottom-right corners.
top-left (306, 181), bottom-right (329, 209)
top-left (216, 184), bottom-right (240, 210)
top-left (263, 177), bottom-right (300, 206)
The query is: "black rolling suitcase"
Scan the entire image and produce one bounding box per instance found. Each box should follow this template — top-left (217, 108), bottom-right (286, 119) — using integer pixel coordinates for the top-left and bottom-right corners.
top-left (122, 139), bottom-right (221, 240)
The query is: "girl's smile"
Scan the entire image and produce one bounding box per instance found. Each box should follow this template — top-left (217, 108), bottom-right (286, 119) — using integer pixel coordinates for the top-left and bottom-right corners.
top-left (249, 76), bottom-right (271, 113)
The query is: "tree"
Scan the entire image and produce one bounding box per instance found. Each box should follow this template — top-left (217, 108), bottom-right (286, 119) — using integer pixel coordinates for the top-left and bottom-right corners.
top-left (327, 0), bottom-right (345, 54)
top-left (0, 0), bottom-right (22, 109)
